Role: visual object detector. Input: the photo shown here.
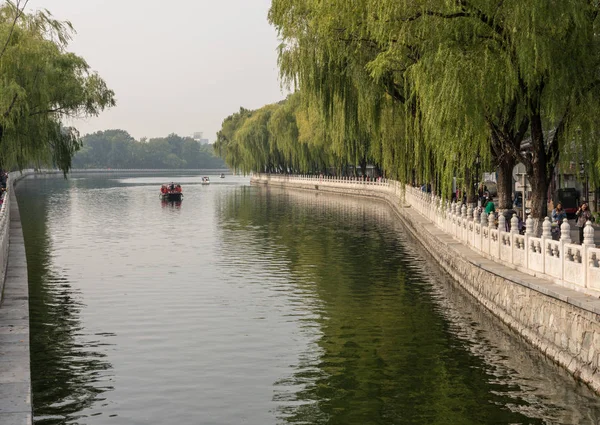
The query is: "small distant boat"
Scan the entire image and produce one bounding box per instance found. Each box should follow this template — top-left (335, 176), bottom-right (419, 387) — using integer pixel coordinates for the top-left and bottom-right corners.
top-left (201, 176), bottom-right (210, 185)
top-left (160, 183), bottom-right (183, 201)
top-left (220, 173), bottom-right (225, 179)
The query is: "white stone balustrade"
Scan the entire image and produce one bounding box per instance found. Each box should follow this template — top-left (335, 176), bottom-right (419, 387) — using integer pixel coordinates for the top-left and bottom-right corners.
top-left (401, 184), bottom-right (599, 295)
top-left (254, 174), bottom-right (599, 296)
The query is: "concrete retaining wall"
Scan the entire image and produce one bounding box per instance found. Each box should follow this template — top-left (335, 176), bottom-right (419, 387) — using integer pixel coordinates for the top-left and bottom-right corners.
top-left (251, 173), bottom-right (600, 393)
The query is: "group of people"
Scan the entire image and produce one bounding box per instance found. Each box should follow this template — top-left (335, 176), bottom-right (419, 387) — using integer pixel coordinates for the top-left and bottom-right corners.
top-left (160, 183), bottom-right (182, 194)
top-left (551, 201), bottom-right (595, 243)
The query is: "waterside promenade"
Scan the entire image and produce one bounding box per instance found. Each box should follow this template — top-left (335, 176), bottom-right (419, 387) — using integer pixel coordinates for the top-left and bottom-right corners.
top-left (251, 173), bottom-right (600, 393)
top-left (0, 172), bottom-right (32, 424)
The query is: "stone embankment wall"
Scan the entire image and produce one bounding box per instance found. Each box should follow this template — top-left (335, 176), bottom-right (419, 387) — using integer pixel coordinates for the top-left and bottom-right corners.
top-left (0, 171), bottom-right (32, 424)
top-left (251, 173), bottom-right (600, 393)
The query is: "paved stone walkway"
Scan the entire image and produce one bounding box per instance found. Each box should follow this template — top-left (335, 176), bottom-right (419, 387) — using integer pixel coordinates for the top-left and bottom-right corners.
top-left (0, 194), bottom-right (32, 424)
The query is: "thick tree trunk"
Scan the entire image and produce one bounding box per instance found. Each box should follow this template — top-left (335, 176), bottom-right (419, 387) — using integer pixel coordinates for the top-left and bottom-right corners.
top-left (529, 166), bottom-right (549, 232)
top-left (528, 113), bottom-right (551, 235)
top-left (359, 157), bottom-right (367, 177)
top-left (465, 166), bottom-right (476, 206)
top-left (496, 156), bottom-right (515, 210)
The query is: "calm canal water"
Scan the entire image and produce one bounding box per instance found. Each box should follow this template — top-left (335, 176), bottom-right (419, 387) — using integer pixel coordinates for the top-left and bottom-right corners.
top-left (16, 173), bottom-right (600, 424)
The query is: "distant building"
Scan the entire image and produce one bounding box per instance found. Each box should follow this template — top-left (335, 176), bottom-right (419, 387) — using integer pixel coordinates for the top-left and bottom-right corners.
top-left (193, 132), bottom-right (210, 145)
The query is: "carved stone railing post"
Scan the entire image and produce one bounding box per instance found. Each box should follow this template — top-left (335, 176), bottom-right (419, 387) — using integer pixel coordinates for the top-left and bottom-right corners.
top-left (511, 214), bottom-right (520, 234)
top-left (583, 221), bottom-right (596, 288)
top-left (559, 220), bottom-right (572, 282)
top-left (542, 217), bottom-right (552, 239)
top-left (540, 217), bottom-right (552, 276)
top-left (498, 214), bottom-right (506, 233)
top-left (583, 221), bottom-right (595, 246)
top-left (488, 212), bottom-right (496, 229)
top-left (526, 215), bottom-right (534, 236)
top-left (560, 220), bottom-right (572, 244)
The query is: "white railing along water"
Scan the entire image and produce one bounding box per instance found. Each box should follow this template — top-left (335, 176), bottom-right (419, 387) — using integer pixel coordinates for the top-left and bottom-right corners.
top-left (404, 186), bottom-right (600, 296)
top-left (254, 174), bottom-right (599, 296)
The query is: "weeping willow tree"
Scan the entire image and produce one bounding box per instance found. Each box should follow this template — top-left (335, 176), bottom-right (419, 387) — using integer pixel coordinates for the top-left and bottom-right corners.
top-left (268, 0), bottom-right (416, 181)
top-left (268, 93), bottom-right (333, 173)
top-left (213, 107), bottom-right (253, 173)
top-left (215, 95), bottom-right (339, 175)
top-left (268, 0), bottom-right (600, 232)
top-left (0, 1), bottom-right (115, 174)
top-left (268, 0), bottom-right (491, 199)
top-left (388, 0), bottom-right (600, 228)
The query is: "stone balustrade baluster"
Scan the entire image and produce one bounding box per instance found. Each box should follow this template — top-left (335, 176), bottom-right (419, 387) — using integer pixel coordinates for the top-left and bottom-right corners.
top-left (481, 211), bottom-right (488, 226)
top-left (474, 208), bottom-right (480, 223)
top-left (498, 214), bottom-right (506, 232)
top-left (461, 204), bottom-right (467, 219)
top-left (583, 221), bottom-right (595, 246)
top-left (560, 220), bottom-right (572, 243)
top-left (511, 214), bottom-right (519, 234)
top-left (542, 217), bottom-right (552, 239)
top-left (488, 212), bottom-right (496, 229)
top-left (526, 215), bottom-right (534, 236)
top-left (467, 206), bottom-right (473, 221)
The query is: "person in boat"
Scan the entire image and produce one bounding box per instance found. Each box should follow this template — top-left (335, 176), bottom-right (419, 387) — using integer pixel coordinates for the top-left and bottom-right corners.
top-left (161, 185), bottom-right (167, 194)
top-left (176, 185), bottom-right (182, 193)
top-left (169, 182), bottom-right (175, 191)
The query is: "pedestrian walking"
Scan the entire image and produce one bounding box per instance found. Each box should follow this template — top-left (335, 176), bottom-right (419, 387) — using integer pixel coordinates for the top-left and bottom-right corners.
top-left (575, 202), bottom-right (595, 243)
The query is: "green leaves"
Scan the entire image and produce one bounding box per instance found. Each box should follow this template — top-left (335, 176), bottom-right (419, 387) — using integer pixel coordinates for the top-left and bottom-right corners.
top-left (0, 1), bottom-right (115, 173)
top-left (223, 0), bottom-right (600, 204)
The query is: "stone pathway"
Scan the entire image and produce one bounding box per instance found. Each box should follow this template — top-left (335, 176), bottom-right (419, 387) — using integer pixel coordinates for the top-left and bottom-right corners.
top-left (0, 195), bottom-right (32, 424)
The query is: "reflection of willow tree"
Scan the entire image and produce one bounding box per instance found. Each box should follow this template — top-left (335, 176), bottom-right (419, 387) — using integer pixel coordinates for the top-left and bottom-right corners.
top-left (217, 187), bottom-right (543, 425)
top-left (18, 182), bottom-right (114, 423)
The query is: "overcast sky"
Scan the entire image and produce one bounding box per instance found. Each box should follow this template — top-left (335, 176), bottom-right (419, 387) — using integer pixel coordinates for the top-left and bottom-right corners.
top-left (28, 0), bottom-right (287, 141)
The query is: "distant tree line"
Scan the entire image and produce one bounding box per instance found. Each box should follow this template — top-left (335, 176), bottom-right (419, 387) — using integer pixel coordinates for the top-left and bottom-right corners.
top-left (72, 130), bottom-right (226, 169)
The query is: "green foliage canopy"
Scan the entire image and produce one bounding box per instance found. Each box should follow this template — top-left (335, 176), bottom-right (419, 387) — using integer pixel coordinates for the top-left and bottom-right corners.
top-left (265, 0), bottom-right (600, 219)
top-left (0, 1), bottom-right (115, 173)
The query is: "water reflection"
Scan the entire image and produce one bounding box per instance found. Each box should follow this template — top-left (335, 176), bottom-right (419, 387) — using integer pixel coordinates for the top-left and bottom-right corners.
top-left (161, 200), bottom-right (183, 209)
top-left (217, 186), bottom-right (600, 424)
top-left (16, 174), bottom-right (600, 425)
top-left (18, 177), bottom-right (115, 424)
